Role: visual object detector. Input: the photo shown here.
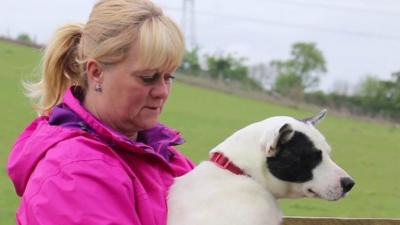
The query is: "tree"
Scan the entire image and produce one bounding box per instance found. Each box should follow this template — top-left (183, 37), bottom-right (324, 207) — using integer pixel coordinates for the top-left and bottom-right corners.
top-left (392, 70), bottom-right (400, 84)
top-left (205, 53), bottom-right (263, 90)
top-left (389, 70), bottom-right (400, 112)
top-left (180, 46), bottom-right (201, 75)
top-left (306, 71), bottom-right (400, 122)
top-left (271, 42), bottom-right (327, 95)
top-left (356, 75), bottom-right (382, 98)
top-left (17, 33), bottom-right (33, 43)
top-left (206, 53), bottom-right (248, 81)
top-left (274, 73), bottom-right (303, 97)
top-left (356, 74), bottom-right (400, 119)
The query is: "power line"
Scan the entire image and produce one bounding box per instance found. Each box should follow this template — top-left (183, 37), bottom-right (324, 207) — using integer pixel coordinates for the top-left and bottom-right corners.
top-left (164, 6), bottom-right (400, 42)
top-left (265, 0), bottom-right (400, 17)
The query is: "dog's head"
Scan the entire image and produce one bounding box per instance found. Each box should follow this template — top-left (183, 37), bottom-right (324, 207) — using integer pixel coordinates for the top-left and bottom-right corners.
top-left (263, 110), bottom-right (354, 201)
top-left (216, 110), bottom-right (354, 201)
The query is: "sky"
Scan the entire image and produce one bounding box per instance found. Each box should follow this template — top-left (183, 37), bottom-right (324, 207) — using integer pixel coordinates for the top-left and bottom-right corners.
top-left (1, 0), bottom-right (399, 93)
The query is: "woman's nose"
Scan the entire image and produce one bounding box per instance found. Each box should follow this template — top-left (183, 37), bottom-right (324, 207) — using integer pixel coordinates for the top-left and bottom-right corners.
top-left (151, 79), bottom-right (170, 98)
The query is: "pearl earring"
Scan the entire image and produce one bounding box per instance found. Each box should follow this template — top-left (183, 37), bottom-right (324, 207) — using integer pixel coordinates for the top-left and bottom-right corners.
top-left (95, 83), bottom-right (103, 92)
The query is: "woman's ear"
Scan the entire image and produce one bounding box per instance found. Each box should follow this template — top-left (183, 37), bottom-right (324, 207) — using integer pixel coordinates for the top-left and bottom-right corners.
top-left (86, 59), bottom-right (103, 83)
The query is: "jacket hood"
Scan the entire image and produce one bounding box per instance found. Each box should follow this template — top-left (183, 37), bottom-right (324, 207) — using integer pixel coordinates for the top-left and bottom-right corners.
top-left (7, 116), bottom-right (85, 196)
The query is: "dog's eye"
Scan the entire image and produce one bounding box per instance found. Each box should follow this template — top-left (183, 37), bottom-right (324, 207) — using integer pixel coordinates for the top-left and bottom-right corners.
top-left (313, 150), bottom-right (322, 158)
top-left (308, 150), bottom-right (322, 166)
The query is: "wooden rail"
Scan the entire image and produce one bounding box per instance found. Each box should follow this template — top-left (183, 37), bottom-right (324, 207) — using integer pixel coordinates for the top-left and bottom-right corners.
top-left (282, 217), bottom-right (400, 225)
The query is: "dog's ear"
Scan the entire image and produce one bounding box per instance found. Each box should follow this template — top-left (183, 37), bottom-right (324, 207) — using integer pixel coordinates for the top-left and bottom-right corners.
top-left (302, 109), bottom-right (327, 126)
top-left (265, 123), bottom-right (294, 157)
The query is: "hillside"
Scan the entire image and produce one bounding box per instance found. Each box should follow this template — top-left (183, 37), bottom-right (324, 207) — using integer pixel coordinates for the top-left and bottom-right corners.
top-left (1, 40), bottom-right (399, 224)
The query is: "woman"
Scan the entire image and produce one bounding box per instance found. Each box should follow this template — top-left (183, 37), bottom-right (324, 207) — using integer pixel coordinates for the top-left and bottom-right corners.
top-left (7, 0), bottom-right (194, 224)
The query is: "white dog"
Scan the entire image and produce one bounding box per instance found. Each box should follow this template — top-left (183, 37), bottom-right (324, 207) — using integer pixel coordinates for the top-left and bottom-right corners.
top-left (167, 110), bottom-right (354, 225)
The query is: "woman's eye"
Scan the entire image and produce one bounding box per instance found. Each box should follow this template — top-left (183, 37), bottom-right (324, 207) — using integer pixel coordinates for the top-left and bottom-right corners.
top-left (139, 73), bottom-right (175, 84)
top-left (165, 74), bottom-right (175, 82)
top-left (140, 74), bottom-right (159, 83)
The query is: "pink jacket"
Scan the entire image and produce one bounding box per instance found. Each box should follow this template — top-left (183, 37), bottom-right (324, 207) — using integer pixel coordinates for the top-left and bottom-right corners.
top-left (7, 88), bottom-right (194, 225)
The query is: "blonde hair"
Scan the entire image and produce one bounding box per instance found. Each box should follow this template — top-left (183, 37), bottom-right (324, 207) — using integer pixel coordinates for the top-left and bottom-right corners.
top-left (26, 0), bottom-right (185, 115)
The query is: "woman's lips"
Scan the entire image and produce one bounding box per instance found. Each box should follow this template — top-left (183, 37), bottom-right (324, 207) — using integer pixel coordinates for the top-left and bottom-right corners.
top-left (143, 106), bottom-right (160, 112)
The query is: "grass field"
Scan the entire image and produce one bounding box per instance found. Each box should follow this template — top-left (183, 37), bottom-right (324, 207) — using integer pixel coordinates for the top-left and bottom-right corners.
top-left (1, 40), bottom-right (399, 224)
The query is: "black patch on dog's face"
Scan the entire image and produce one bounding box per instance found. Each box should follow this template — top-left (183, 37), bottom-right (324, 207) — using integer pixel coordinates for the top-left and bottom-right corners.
top-left (267, 131), bottom-right (322, 183)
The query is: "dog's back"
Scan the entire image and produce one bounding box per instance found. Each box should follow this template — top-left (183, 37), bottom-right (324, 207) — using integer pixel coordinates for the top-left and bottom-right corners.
top-left (168, 161), bottom-right (282, 225)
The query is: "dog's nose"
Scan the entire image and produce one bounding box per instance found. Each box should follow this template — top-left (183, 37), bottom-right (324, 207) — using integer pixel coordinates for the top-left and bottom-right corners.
top-left (340, 177), bottom-right (355, 193)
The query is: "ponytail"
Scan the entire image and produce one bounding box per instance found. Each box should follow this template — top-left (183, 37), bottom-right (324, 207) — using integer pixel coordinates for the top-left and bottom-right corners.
top-left (25, 23), bottom-right (84, 115)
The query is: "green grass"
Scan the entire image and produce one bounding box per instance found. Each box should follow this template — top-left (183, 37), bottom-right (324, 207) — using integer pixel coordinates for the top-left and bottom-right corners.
top-left (1, 40), bottom-right (399, 224)
top-left (0, 41), bottom-right (39, 224)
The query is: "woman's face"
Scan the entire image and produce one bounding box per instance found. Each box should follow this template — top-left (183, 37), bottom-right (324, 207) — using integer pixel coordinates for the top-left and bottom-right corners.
top-left (85, 44), bottom-right (175, 138)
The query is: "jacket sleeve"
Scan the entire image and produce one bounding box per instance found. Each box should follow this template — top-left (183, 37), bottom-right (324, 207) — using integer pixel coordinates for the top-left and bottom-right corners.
top-left (23, 159), bottom-right (141, 225)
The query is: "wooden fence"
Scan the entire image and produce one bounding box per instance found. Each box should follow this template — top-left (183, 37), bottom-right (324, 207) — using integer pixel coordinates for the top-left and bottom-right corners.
top-left (282, 217), bottom-right (400, 225)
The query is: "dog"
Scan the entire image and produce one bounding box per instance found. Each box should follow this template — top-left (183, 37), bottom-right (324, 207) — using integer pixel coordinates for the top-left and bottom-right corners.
top-left (167, 110), bottom-right (355, 225)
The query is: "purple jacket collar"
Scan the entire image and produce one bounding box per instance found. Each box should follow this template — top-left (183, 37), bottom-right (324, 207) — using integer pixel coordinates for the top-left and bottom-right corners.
top-left (49, 87), bottom-right (184, 160)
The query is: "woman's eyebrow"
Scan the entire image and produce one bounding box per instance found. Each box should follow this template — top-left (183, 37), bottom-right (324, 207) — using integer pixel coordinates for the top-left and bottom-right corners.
top-left (130, 69), bottom-right (157, 76)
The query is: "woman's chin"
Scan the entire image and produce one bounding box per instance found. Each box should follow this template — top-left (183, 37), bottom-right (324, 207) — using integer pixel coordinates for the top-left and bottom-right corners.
top-left (139, 119), bottom-right (159, 130)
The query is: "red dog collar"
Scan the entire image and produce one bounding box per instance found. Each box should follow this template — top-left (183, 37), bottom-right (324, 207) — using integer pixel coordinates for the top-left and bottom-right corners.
top-left (210, 152), bottom-right (247, 176)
